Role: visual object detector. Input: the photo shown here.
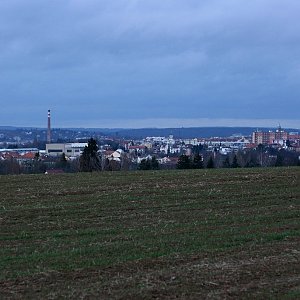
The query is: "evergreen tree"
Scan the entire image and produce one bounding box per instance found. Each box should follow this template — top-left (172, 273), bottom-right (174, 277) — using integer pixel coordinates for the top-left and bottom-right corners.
top-left (138, 156), bottom-right (160, 170)
top-left (176, 155), bottom-right (191, 169)
top-left (275, 153), bottom-right (284, 167)
top-left (206, 156), bottom-right (214, 169)
top-left (222, 156), bottom-right (230, 168)
top-left (151, 156), bottom-right (159, 170)
top-left (79, 138), bottom-right (101, 172)
top-left (231, 155), bottom-right (240, 168)
top-left (192, 153), bottom-right (204, 169)
top-left (256, 144), bottom-right (265, 166)
top-left (138, 159), bottom-right (152, 170)
top-left (61, 152), bottom-right (67, 162)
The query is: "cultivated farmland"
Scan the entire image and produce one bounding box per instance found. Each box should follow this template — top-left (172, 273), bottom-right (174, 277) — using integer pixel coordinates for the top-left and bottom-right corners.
top-left (0, 167), bottom-right (299, 299)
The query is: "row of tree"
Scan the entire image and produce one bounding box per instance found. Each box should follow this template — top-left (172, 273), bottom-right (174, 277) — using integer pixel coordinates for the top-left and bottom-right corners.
top-left (176, 150), bottom-right (300, 170)
top-left (176, 154), bottom-right (205, 169)
top-left (176, 154), bottom-right (251, 169)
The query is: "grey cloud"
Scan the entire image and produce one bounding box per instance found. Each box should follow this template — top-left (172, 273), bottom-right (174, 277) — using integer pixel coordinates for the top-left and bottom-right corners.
top-left (0, 0), bottom-right (300, 127)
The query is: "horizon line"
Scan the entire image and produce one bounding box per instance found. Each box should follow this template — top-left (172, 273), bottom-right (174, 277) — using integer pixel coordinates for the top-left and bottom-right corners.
top-left (1, 117), bottom-right (299, 130)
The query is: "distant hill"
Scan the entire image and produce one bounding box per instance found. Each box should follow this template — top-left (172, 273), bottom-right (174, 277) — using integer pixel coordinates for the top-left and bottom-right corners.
top-left (100, 127), bottom-right (299, 139)
top-left (0, 126), bottom-right (19, 130)
top-left (1, 126), bottom-right (298, 139)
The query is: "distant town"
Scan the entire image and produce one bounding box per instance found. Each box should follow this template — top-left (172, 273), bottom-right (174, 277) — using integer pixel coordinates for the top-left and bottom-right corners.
top-left (0, 120), bottom-right (299, 175)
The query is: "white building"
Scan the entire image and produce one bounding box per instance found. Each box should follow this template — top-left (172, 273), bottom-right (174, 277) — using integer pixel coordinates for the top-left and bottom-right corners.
top-left (46, 143), bottom-right (87, 157)
top-left (106, 149), bottom-right (124, 162)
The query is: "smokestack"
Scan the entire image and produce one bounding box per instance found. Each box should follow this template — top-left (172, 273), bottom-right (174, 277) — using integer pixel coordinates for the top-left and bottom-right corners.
top-left (47, 109), bottom-right (51, 143)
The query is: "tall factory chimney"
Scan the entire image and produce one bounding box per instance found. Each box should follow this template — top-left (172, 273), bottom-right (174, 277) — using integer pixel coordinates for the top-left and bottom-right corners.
top-left (47, 109), bottom-right (51, 143)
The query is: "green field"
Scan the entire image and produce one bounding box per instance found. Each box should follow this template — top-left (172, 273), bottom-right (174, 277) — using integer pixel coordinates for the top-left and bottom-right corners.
top-left (1, 167), bottom-right (299, 299)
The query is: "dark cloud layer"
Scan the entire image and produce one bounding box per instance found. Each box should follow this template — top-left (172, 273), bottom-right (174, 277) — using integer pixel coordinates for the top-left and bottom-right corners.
top-left (0, 0), bottom-right (299, 127)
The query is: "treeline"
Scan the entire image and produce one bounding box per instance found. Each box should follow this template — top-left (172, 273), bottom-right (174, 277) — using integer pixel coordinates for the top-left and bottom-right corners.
top-left (175, 146), bottom-right (300, 170)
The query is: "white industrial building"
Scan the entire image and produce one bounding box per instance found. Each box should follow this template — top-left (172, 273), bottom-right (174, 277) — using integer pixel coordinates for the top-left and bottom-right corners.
top-left (46, 143), bottom-right (87, 157)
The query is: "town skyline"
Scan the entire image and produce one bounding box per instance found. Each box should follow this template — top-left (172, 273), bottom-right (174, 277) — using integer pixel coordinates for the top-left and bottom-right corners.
top-left (1, 123), bottom-right (299, 175)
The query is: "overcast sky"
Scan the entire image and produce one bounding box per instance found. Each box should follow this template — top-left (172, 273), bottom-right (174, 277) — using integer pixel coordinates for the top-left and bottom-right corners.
top-left (0, 0), bottom-right (299, 128)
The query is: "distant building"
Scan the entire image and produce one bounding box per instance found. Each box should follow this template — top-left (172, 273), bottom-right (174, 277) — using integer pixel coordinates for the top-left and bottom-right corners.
top-left (252, 126), bottom-right (288, 145)
top-left (128, 145), bottom-right (146, 155)
top-left (252, 131), bottom-right (274, 145)
top-left (0, 148), bottom-right (39, 155)
top-left (46, 143), bottom-right (87, 157)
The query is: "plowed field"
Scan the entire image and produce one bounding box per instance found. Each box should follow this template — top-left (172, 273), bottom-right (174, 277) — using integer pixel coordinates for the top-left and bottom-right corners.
top-left (1, 167), bottom-right (299, 299)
